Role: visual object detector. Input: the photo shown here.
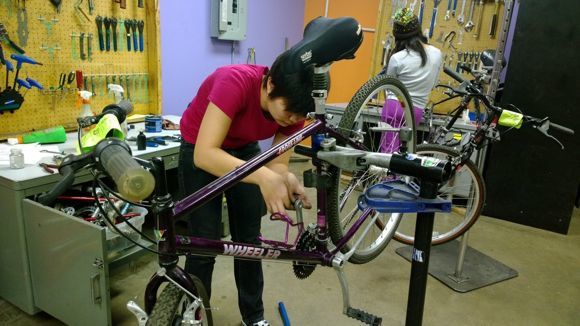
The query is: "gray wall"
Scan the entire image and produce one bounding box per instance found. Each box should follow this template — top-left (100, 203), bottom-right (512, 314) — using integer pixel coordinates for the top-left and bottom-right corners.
top-left (159, 1), bottom-right (306, 116)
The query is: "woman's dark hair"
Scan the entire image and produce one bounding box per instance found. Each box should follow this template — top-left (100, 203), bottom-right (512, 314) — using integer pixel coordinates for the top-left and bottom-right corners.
top-left (262, 51), bottom-right (315, 116)
top-left (393, 33), bottom-right (429, 67)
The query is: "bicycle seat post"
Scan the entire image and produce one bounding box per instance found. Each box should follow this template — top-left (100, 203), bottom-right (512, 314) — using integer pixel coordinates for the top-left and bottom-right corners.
top-left (312, 64), bottom-right (331, 116)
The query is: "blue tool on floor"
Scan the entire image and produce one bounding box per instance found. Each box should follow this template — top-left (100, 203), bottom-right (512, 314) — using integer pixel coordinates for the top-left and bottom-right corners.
top-left (278, 301), bottom-right (290, 326)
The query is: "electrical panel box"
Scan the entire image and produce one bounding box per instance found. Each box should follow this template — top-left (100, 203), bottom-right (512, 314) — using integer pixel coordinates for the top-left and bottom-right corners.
top-left (210, 0), bottom-right (247, 41)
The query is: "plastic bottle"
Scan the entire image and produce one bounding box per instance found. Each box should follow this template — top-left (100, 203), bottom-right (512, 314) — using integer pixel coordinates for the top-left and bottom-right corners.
top-left (17, 126), bottom-right (67, 144)
top-left (78, 90), bottom-right (94, 119)
top-left (9, 148), bottom-right (25, 169)
top-left (108, 84), bottom-right (129, 135)
top-left (137, 131), bottom-right (146, 150)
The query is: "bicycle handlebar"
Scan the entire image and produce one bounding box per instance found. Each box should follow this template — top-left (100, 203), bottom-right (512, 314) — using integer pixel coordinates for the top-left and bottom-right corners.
top-left (443, 66), bottom-right (465, 84)
top-left (38, 138), bottom-right (155, 206)
top-left (37, 165), bottom-right (75, 206)
top-left (547, 121), bottom-right (575, 135)
top-left (94, 139), bottom-right (155, 201)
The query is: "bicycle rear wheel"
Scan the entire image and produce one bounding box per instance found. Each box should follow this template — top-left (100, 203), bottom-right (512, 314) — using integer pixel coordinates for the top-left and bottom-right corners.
top-left (147, 276), bottom-right (213, 326)
top-left (393, 144), bottom-right (486, 245)
top-left (327, 74), bottom-right (416, 264)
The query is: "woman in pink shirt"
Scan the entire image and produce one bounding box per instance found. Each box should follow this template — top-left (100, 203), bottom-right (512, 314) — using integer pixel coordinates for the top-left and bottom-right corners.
top-left (178, 50), bottom-right (313, 326)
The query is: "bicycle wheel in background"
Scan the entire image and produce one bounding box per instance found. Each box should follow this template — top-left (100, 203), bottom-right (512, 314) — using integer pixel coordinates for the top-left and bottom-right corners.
top-left (393, 144), bottom-right (485, 245)
top-left (327, 74), bottom-right (416, 264)
top-left (147, 276), bottom-right (213, 326)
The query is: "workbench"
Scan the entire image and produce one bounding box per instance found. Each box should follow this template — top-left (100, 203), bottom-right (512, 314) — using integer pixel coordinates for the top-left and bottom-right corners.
top-left (0, 120), bottom-right (180, 325)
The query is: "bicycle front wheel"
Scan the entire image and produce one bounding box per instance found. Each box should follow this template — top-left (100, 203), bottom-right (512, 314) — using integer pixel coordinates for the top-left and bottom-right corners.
top-left (327, 74), bottom-right (416, 264)
top-left (147, 276), bottom-right (213, 326)
top-left (393, 144), bottom-right (486, 245)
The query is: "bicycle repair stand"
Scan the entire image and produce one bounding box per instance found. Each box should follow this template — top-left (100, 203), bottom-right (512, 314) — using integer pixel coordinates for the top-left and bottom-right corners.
top-left (396, 147), bottom-right (518, 293)
top-left (405, 179), bottom-right (442, 326)
top-left (360, 179), bottom-right (451, 326)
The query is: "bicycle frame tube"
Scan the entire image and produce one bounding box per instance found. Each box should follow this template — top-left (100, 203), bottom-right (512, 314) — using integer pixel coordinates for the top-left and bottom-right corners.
top-left (172, 116), bottom-right (366, 221)
top-left (173, 119), bottom-right (322, 220)
top-left (174, 234), bottom-right (330, 265)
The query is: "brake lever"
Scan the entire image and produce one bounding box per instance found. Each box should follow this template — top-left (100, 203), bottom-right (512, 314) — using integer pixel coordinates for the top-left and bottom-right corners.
top-left (60, 152), bottom-right (94, 173)
top-left (535, 119), bottom-right (565, 150)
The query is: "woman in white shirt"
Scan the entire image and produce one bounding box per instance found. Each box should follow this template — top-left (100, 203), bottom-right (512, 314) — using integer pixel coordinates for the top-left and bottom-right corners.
top-left (380, 8), bottom-right (442, 152)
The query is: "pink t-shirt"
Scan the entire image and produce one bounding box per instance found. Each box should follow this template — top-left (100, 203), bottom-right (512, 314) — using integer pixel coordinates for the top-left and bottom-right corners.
top-left (180, 65), bottom-right (304, 149)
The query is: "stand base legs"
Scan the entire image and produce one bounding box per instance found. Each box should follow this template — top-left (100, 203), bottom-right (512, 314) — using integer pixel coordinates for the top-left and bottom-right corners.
top-left (396, 241), bottom-right (518, 293)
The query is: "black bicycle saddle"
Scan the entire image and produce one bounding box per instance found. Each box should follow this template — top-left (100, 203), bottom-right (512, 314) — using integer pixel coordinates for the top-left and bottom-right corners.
top-left (282, 16), bottom-right (363, 74)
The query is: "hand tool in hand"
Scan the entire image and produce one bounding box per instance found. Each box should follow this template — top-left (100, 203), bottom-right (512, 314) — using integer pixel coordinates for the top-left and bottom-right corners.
top-left (429, 0), bottom-right (442, 39)
top-left (130, 19), bottom-right (138, 52)
top-left (96, 16), bottom-right (104, 51)
top-left (137, 20), bottom-right (144, 52)
top-left (489, 0), bottom-right (500, 37)
top-left (104, 17), bottom-right (111, 51)
top-left (124, 19), bottom-right (132, 51)
top-left (111, 18), bottom-right (118, 51)
top-left (10, 54), bottom-right (42, 90)
top-left (0, 23), bottom-right (25, 54)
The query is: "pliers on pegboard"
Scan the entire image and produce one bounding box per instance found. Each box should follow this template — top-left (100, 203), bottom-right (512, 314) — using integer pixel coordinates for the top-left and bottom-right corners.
top-left (58, 71), bottom-right (75, 90)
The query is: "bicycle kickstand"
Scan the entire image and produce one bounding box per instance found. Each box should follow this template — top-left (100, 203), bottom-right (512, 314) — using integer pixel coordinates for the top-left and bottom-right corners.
top-left (333, 255), bottom-right (383, 325)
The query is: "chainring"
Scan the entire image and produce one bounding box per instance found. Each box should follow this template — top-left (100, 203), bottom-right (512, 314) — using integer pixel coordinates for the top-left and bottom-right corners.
top-left (292, 229), bottom-right (317, 279)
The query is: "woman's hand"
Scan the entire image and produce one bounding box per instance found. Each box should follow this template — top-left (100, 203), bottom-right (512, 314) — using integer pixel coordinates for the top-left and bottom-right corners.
top-left (284, 172), bottom-right (312, 209)
top-left (258, 170), bottom-right (292, 214)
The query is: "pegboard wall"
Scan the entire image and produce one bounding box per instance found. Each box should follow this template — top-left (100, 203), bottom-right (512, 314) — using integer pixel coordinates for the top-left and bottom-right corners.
top-left (371, 0), bottom-right (507, 113)
top-left (0, 0), bottom-right (161, 138)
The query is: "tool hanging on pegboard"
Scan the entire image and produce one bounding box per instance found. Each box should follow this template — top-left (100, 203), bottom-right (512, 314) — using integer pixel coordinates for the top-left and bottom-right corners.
top-left (0, 22), bottom-right (25, 54)
top-left (17, 0), bottom-right (29, 47)
top-left (1, 53), bottom-right (43, 114)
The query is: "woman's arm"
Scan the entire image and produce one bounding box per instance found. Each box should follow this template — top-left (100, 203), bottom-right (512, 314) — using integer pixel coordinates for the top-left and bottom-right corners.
top-left (194, 102), bottom-right (294, 213)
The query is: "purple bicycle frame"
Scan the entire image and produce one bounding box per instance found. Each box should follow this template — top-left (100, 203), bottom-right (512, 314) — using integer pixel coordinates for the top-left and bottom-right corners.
top-left (144, 115), bottom-right (375, 312)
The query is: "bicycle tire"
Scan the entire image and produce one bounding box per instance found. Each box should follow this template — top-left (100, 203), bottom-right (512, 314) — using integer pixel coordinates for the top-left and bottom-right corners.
top-left (147, 276), bottom-right (213, 326)
top-left (327, 74), bottom-right (416, 264)
top-left (393, 144), bottom-right (486, 245)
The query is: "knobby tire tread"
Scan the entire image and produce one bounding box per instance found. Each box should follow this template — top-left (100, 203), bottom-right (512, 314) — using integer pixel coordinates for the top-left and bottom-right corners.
top-left (327, 75), bottom-right (414, 263)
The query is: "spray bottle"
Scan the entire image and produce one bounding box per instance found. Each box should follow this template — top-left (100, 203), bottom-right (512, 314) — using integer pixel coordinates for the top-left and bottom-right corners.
top-left (107, 84), bottom-right (129, 135)
top-left (78, 90), bottom-right (94, 119)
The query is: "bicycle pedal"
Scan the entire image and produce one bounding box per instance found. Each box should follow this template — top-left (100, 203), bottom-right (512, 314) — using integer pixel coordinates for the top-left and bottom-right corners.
top-left (346, 307), bottom-right (382, 325)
